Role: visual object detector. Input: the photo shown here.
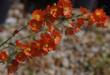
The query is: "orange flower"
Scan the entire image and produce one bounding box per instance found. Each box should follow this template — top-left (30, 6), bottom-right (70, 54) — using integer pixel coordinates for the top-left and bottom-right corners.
top-left (8, 60), bottom-right (19, 74)
top-left (63, 7), bottom-right (73, 18)
top-left (50, 4), bottom-right (63, 18)
top-left (41, 33), bottom-right (52, 43)
top-left (33, 40), bottom-right (42, 49)
top-left (80, 7), bottom-right (88, 14)
top-left (95, 9), bottom-right (105, 17)
top-left (57, 0), bottom-right (73, 18)
top-left (16, 40), bottom-right (28, 49)
top-left (73, 27), bottom-right (80, 34)
top-left (89, 9), bottom-right (108, 27)
top-left (89, 14), bottom-right (96, 23)
top-left (29, 48), bottom-right (41, 57)
top-left (29, 19), bottom-right (42, 32)
top-left (15, 52), bottom-right (27, 63)
top-left (43, 5), bottom-right (60, 22)
top-left (42, 40), bottom-right (56, 52)
top-left (30, 41), bottom-right (48, 57)
top-left (65, 27), bottom-right (74, 35)
top-left (31, 49), bottom-right (47, 57)
top-left (32, 9), bottom-right (44, 22)
top-left (95, 9), bottom-right (108, 22)
top-left (51, 30), bottom-right (62, 45)
top-left (30, 40), bottom-right (49, 57)
top-left (65, 27), bottom-right (80, 35)
top-left (16, 39), bottom-right (49, 57)
top-left (45, 21), bottom-right (55, 32)
top-left (58, 0), bottom-right (72, 8)
top-left (70, 22), bottom-right (75, 27)
top-left (40, 33), bottom-right (56, 51)
top-left (16, 40), bottom-right (32, 56)
top-left (77, 18), bottom-right (84, 27)
top-left (0, 51), bottom-right (8, 61)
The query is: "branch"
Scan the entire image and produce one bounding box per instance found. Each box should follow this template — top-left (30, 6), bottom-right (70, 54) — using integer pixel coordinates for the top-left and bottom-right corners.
top-left (0, 25), bottom-right (28, 49)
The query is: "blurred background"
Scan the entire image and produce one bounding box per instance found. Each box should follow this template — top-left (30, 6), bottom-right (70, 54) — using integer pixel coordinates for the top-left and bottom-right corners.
top-left (0, 0), bottom-right (110, 75)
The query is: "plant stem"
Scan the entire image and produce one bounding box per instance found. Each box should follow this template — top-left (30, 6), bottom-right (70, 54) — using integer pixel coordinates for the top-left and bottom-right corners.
top-left (0, 25), bottom-right (27, 49)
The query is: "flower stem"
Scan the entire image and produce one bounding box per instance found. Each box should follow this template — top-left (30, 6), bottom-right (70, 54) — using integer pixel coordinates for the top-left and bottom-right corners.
top-left (0, 25), bottom-right (27, 49)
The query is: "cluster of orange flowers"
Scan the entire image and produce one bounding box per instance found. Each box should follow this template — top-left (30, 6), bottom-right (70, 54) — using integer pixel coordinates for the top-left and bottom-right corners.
top-left (0, 0), bottom-right (108, 74)
top-left (65, 7), bottom-right (108, 35)
top-left (89, 9), bottom-right (108, 27)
